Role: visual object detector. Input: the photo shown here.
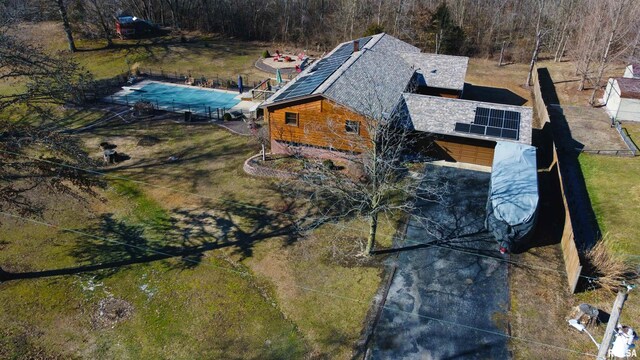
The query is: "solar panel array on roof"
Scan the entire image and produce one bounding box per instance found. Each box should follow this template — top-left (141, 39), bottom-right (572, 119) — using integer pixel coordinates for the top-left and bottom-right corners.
top-left (454, 106), bottom-right (521, 140)
top-left (273, 36), bottom-right (373, 102)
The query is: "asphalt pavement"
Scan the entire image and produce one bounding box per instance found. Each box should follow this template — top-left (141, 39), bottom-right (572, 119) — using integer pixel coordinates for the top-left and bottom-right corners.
top-left (368, 165), bottom-right (510, 360)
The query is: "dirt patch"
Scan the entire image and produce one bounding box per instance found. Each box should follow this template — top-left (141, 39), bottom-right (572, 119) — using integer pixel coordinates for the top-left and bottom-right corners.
top-left (320, 236), bottom-right (385, 268)
top-left (92, 297), bottom-right (134, 329)
top-left (509, 244), bottom-right (593, 358)
top-left (137, 135), bottom-right (162, 147)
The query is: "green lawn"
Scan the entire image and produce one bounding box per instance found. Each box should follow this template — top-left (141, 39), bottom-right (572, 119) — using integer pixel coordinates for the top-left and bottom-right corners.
top-left (579, 149), bottom-right (640, 258)
top-left (0, 21), bottom-right (401, 359)
top-left (0, 117), bottom-right (384, 359)
top-left (10, 22), bottom-right (269, 81)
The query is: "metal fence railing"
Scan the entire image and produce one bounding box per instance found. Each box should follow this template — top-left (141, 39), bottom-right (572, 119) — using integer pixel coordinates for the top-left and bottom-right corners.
top-left (615, 121), bottom-right (639, 156)
top-left (102, 94), bottom-right (246, 121)
top-left (137, 67), bottom-right (258, 93)
top-left (577, 148), bottom-right (637, 156)
top-left (575, 122), bottom-right (638, 157)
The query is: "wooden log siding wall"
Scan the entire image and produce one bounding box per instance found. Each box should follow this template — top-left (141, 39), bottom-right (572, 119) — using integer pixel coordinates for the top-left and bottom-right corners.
top-left (267, 98), bottom-right (372, 153)
top-left (434, 137), bottom-right (496, 167)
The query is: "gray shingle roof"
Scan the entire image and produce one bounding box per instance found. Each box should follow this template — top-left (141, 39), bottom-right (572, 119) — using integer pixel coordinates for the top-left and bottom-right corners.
top-left (399, 53), bottom-right (468, 91)
top-left (262, 33), bottom-right (420, 118)
top-left (615, 77), bottom-right (640, 100)
top-left (400, 93), bottom-right (533, 145)
top-left (323, 34), bottom-right (420, 118)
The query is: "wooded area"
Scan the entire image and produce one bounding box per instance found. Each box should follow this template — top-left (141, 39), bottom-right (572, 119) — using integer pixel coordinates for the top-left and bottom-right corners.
top-left (1, 0), bottom-right (640, 97)
top-left (4, 0), bottom-right (637, 62)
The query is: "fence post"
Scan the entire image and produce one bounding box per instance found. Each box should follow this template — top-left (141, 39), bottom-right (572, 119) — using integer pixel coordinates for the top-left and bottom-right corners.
top-left (125, 95), bottom-right (129, 106)
top-left (172, 100), bottom-right (175, 112)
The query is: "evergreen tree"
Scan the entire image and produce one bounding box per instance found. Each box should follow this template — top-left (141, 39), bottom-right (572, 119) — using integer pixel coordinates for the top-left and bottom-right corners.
top-left (363, 23), bottom-right (385, 37)
top-left (428, 2), bottom-right (465, 55)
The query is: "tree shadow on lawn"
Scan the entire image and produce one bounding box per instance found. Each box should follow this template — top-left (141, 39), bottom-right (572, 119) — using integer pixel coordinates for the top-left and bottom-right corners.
top-left (0, 197), bottom-right (304, 281)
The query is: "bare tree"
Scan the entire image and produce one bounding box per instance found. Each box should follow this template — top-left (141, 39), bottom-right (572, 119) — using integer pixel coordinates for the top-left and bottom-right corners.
top-left (588, 0), bottom-right (638, 105)
top-left (275, 98), bottom-right (446, 255)
top-left (54, 0), bottom-right (76, 52)
top-left (525, 0), bottom-right (546, 86)
top-left (79, 0), bottom-right (118, 47)
top-left (0, 31), bottom-right (102, 219)
top-left (0, 33), bottom-right (93, 110)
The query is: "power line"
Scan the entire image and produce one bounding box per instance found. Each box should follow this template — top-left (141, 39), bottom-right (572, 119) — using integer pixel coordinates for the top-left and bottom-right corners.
top-left (0, 210), bottom-right (597, 358)
top-left (394, 229), bottom-right (600, 282)
top-left (0, 148), bottom-right (604, 283)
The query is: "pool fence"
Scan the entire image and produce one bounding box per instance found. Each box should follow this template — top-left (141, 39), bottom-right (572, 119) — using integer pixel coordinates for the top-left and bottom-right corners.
top-left (103, 93), bottom-right (241, 121)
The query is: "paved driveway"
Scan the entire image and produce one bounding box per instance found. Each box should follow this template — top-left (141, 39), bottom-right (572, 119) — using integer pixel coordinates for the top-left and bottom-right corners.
top-left (368, 165), bottom-right (510, 360)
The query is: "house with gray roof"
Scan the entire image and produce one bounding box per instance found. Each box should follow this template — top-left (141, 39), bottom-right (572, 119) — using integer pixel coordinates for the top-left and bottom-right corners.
top-left (261, 33), bottom-right (533, 166)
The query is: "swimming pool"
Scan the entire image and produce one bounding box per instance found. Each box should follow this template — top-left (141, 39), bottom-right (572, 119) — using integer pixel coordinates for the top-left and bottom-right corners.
top-left (108, 81), bottom-right (241, 116)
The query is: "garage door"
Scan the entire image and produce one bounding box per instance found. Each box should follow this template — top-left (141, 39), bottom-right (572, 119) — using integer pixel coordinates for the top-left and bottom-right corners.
top-left (435, 137), bottom-right (496, 167)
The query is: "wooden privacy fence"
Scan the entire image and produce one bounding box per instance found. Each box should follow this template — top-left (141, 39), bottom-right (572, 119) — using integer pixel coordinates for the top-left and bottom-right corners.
top-left (552, 147), bottom-right (583, 293)
top-left (532, 67), bottom-right (583, 293)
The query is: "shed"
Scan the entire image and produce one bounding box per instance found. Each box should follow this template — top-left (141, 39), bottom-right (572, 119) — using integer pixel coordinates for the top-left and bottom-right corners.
top-left (623, 64), bottom-right (640, 79)
top-left (485, 141), bottom-right (538, 252)
top-left (603, 77), bottom-right (640, 122)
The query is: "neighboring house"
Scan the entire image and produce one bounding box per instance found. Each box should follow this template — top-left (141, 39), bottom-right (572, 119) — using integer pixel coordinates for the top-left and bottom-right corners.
top-left (603, 77), bottom-right (640, 122)
top-left (115, 16), bottom-right (162, 39)
top-left (261, 33), bottom-right (533, 167)
top-left (623, 63), bottom-right (640, 79)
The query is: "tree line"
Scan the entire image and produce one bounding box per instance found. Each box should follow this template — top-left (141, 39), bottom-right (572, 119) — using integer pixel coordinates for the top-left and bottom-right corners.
top-left (8, 1), bottom-right (635, 61)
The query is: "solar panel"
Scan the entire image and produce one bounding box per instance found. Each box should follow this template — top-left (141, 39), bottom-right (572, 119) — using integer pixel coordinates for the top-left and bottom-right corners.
top-left (470, 124), bottom-right (485, 135)
top-left (273, 36), bottom-right (373, 102)
top-left (454, 123), bottom-right (470, 132)
top-left (455, 106), bottom-right (522, 140)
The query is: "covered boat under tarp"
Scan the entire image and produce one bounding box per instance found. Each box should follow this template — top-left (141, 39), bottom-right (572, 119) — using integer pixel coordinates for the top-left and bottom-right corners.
top-left (486, 141), bottom-right (538, 252)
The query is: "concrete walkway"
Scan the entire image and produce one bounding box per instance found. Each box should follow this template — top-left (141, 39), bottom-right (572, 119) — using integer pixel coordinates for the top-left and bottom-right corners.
top-left (368, 166), bottom-right (510, 359)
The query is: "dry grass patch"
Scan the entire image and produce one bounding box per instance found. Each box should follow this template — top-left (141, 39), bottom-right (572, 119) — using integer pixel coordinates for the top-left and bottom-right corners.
top-left (509, 245), bottom-right (595, 359)
top-left (586, 238), bottom-right (638, 293)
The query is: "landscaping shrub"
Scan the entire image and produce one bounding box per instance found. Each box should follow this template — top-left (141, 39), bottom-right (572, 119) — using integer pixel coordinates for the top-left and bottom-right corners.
top-left (322, 159), bottom-right (335, 170)
top-left (346, 160), bottom-right (367, 182)
top-left (137, 135), bottom-right (161, 147)
top-left (262, 50), bottom-right (271, 58)
top-left (586, 238), bottom-right (638, 292)
top-left (223, 113), bottom-right (232, 121)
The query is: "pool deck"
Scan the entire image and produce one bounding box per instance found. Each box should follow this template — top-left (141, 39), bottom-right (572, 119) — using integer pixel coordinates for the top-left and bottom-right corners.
top-left (107, 80), bottom-right (261, 115)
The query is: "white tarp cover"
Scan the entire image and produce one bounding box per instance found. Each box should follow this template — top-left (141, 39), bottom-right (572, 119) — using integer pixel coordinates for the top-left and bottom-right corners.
top-left (490, 141), bottom-right (538, 225)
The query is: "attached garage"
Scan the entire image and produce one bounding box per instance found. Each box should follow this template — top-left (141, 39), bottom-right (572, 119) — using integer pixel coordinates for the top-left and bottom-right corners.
top-left (434, 136), bottom-right (496, 167)
top-left (401, 93), bottom-right (532, 167)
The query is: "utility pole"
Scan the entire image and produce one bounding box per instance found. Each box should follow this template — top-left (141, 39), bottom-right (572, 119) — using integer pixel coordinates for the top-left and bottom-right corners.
top-left (597, 288), bottom-right (629, 359)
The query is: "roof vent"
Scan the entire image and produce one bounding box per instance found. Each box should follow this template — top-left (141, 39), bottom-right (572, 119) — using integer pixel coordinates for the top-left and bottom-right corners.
top-left (431, 69), bottom-right (437, 74)
top-left (353, 40), bottom-right (360, 52)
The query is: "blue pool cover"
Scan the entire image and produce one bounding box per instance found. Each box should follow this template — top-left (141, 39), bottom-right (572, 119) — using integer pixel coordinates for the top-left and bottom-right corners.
top-left (109, 81), bottom-right (241, 115)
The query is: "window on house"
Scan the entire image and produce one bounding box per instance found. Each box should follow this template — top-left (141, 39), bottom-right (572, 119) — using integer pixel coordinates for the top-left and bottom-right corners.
top-left (285, 112), bottom-right (299, 126)
top-left (345, 120), bottom-right (360, 134)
